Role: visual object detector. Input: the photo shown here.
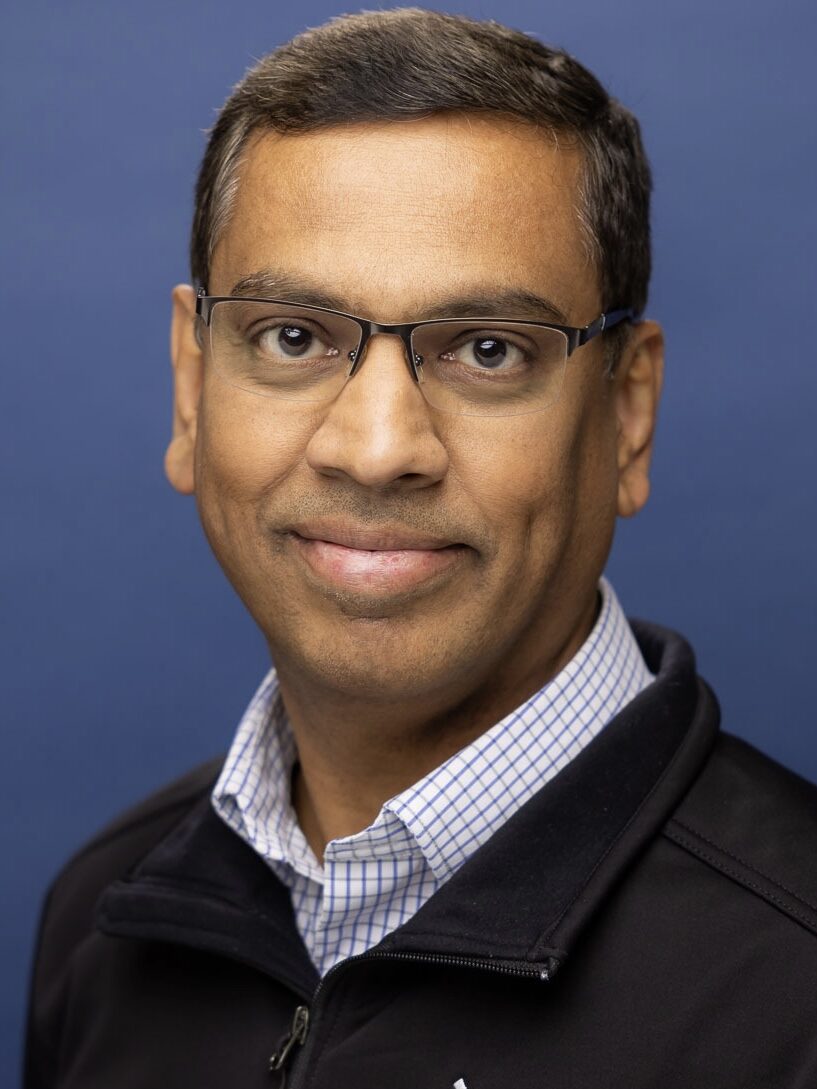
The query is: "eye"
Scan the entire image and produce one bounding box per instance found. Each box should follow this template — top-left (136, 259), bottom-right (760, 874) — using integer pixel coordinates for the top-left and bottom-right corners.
top-left (442, 335), bottom-right (528, 371)
top-left (255, 323), bottom-right (338, 360)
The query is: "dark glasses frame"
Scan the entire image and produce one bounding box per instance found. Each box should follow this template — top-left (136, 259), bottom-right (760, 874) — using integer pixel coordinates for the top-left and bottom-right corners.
top-left (195, 289), bottom-right (637, 382)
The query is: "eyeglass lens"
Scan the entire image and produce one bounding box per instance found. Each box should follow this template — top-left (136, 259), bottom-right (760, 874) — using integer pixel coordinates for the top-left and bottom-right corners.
top-left (208, 300), bottom-right (569, 417)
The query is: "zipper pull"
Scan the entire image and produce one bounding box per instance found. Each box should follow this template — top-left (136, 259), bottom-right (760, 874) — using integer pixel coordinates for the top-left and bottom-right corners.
top-left (269, 1005), bottom-right (310, 1085)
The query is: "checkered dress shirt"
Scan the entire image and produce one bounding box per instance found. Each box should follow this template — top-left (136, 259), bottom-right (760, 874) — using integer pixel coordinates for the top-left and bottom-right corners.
top-left (212, 578), bottom-right (653, 975)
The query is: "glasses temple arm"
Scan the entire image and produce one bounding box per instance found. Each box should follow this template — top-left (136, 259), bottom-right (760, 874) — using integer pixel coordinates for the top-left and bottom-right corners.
top-left (577, 307), bottom-right (638, 347)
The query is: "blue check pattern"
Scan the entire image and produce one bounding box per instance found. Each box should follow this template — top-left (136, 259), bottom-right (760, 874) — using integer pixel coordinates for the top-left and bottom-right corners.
top-left (212, 578), bottom-right (653, 974)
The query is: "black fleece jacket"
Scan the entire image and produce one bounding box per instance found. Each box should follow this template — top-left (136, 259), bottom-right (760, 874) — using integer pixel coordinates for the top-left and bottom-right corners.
top-left (24, 623), bottom-right (817, 1088)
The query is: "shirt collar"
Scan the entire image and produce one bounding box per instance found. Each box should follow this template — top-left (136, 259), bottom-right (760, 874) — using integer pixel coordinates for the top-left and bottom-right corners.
top-left (211, 676), bottom-right (321, 878)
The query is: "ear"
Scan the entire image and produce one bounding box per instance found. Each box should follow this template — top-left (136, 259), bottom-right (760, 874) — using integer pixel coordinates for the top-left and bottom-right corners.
top-left (614, 320), bottom-right (664, 519)
top-left (165, 284), bottom-right (204, 495)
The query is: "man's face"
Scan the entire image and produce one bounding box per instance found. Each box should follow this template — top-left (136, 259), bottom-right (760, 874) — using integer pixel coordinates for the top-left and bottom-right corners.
top-left (169, 115), bottom-right (661, 714)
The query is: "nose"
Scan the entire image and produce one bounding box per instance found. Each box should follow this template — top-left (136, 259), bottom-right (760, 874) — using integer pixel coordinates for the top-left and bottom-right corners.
top-left (304, 333), bottom-right (449, 490)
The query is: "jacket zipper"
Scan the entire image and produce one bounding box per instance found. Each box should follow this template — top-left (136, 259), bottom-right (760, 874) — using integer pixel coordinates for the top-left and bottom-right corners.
top-left (271, 950), bottom-right (558, 1086)
top-left (268, 1004), bottom-right (310, 1086)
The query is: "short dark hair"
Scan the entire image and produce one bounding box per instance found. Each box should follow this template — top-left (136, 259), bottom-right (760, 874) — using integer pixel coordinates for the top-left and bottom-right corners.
top-left (191, 8), bottom-right (652, 344)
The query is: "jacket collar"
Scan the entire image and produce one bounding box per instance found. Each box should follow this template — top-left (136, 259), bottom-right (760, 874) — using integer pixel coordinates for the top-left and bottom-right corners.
top-left (96, 622), bottom-right (719, 997)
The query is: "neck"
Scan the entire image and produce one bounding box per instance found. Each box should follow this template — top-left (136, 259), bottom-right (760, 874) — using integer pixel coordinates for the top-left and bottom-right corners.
top-left (277, 590), bottom-right (600, 859)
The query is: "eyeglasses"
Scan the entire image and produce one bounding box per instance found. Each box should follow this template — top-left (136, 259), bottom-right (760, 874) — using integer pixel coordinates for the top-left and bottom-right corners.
top-left (195, 290), bottom-right (635, 418)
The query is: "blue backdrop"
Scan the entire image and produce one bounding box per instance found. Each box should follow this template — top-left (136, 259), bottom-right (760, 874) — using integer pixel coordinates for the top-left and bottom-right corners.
top-left (2, 0), bottom-right (816, 1078)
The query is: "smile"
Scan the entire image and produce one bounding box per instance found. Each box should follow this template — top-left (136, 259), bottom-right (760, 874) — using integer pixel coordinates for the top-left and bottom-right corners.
top-left (288, 522), bottom-right (468, 595)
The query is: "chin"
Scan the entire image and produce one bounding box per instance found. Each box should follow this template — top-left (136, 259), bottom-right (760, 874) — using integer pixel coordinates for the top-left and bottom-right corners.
top-left (270, 619), bottom-right (487, 704)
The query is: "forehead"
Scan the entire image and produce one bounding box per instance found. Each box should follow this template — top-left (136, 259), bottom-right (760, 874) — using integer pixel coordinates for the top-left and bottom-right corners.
top-left (211, 114), bottom-right (598, 321)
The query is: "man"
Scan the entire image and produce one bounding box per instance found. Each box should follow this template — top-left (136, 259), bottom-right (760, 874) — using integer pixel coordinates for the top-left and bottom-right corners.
top-left (24, 9), bottom-right (817, 1088)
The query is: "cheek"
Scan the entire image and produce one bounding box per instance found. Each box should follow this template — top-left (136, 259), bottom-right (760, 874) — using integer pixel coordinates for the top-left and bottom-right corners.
top-left (194, 382), bottom-right (315, 525)
top-left (456, 397), bottom-right (618, 577)
top-left (458, 418), bottom-right (574, 529)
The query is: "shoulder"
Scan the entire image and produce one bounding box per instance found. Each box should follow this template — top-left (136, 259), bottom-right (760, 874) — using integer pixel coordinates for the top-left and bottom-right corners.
top-left (33, 757), bottom-right (224, 974)
top-left (665, 732), bottom-right (817, 937)
top-left (25, 759), bottom-right (223, 1086)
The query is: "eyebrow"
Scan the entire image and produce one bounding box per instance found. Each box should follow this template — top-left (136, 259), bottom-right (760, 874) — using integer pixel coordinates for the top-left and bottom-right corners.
top-left (228, 269), bottom-right (570, 325)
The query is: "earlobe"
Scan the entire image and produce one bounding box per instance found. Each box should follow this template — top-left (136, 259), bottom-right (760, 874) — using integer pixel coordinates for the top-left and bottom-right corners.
top-left (165, 284), bottom-right (204, 496)
top-left (615, 321), bottom-right (664, 519)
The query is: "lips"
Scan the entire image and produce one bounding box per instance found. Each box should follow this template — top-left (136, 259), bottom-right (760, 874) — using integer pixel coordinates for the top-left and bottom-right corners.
top-left (287, 520), bottom-right (467, 595)
top-left (292, 519), bottom-right (457, 552)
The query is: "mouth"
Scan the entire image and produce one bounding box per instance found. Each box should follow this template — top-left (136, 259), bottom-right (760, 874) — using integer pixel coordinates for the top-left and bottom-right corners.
top-left (287, 519), bottom-right (470, 596)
